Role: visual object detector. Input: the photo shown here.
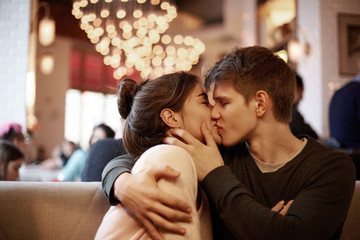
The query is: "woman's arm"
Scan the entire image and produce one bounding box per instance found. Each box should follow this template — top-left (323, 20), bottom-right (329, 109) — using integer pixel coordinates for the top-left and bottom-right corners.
top-left (101, 151), bottom-right (194, 239)
top-left (131, 144), bottom-right (210, 239)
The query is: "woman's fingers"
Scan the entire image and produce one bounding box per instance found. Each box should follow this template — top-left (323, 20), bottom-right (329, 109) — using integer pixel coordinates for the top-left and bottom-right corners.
top-left (201, 123), bottom-right (217, 147)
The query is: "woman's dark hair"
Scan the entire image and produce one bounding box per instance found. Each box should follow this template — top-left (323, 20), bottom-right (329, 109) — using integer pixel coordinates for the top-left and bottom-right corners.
top-left (0, 141), bottom-right (24, 180)
top-left (0, 123), bottom-right (24, 143)
top-left (95, 124), bottom-right (115, 139)
top-left (88, 123), bottom-right (115, 147)
top-left (118, 72), bottom-right (199, 158)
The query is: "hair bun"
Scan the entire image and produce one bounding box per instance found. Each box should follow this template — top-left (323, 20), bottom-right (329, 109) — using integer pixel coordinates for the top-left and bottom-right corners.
top-left (117, 79), bottom-right (139, 119)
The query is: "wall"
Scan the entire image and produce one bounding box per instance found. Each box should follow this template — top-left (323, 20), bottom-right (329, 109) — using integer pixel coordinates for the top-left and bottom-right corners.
top-left (297, 0), bottom-right (360, 138)
top-left (35, 36), bottom-right (71, 158)
top-left (0, 0), bottom-right (30, 129)
top-left (296, 0), bottom-right (323, 137)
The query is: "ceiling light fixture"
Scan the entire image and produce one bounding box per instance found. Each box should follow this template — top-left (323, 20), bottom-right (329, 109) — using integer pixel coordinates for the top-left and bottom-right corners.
top-left (72, 0), bottom-right (205, 80)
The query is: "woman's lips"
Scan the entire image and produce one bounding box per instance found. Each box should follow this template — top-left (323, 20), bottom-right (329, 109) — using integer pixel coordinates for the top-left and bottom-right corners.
top-left (216, 125), bottom-right (223, 134)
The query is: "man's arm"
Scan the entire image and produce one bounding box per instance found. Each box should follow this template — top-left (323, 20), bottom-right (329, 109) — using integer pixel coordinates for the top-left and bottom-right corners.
top-left (101, 154), bottom-right (134, 205)
top-left (202, 161), bottom-right (354, 239)
top-left (164, 126), bottom-right (356, 239)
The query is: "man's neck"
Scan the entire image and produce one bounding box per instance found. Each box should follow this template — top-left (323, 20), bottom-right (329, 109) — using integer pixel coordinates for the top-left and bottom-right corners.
top-left (246, 122), bottom-right (304, 164)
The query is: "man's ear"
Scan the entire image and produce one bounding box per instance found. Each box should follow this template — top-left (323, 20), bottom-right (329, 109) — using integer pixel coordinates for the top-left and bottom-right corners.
top-left (254, 90), bottom-right (269, 117)
top-left (160, 108), bottom-right (181, 128)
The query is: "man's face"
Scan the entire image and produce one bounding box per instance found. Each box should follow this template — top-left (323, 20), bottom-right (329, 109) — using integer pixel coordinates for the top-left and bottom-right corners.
top-left (211, 82), bottom-right (257, 147)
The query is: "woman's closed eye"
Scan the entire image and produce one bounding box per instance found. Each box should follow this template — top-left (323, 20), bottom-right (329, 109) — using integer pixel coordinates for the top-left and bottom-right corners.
top-left (202, 100), bottom-right (211, 106)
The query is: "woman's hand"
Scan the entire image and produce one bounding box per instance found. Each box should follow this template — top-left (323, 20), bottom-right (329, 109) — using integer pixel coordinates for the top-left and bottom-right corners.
top-left (113, 165), bottom-right (193, 240)
top-left (164, 123), bottom-right (224, 181)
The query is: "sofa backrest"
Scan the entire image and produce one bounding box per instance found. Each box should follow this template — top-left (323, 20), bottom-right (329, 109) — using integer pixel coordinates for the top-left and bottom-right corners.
top-left (0, 181), bottom-right (109, 240)
top-left (0, 181), bottom-right (359, 240)
top-left (341, 180), bottom-right (360, 240)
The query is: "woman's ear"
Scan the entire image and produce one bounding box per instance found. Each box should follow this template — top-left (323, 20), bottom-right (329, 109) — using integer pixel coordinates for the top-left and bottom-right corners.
top-left (160, 108), bottom-right (181, 128)
top-left (254, 90), bottom-right (269, 117)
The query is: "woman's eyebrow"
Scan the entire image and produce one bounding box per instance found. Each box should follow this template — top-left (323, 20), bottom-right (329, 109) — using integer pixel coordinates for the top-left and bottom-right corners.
top-left (197, 92), bottom-right (208, 98)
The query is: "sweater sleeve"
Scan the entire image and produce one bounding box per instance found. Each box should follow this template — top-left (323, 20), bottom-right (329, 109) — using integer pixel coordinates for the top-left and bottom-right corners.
top-left (101, 154), bottom-right (135, 205)
top-left (202, 153), bottom-right (356, 240)
top-left (96, 145), bottom-right (211, 240)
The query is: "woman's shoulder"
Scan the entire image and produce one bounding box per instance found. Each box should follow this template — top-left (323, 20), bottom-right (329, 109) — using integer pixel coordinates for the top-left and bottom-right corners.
top-left (133, 144), bottom-right (195, 173)
top-left (143, 144), bottom-right (191, 159)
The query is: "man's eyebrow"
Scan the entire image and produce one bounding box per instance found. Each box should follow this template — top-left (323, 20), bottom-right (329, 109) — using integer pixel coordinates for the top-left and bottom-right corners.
top-left (213, 95), bottom-right (228, 101)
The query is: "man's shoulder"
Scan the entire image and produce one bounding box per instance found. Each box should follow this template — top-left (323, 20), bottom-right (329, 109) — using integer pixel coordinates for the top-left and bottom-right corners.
top-left (300, 138), bottom-right (354, 172)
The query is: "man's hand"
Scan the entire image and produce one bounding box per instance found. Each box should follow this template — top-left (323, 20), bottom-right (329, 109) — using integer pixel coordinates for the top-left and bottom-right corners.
top-left (163, 123), bottom-right (224, 181)
top-left (114, 165), bottom-right (192, 240)
top-left (271, 200), bottom-right (294, 216)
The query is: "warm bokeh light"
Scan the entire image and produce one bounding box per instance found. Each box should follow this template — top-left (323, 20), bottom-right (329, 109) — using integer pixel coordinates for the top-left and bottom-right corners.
top-left (38, 18), bottom-right (55, 46)
top-left (72, 0), bottom-right (205, 79)
top-left (40, 53), bottom-right (55, 75)
top-left (275, 50), bottom-right (288, 63)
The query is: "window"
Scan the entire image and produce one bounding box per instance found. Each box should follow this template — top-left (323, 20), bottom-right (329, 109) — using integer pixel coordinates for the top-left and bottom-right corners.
top-left (64, 89), bottom-right (122, 150)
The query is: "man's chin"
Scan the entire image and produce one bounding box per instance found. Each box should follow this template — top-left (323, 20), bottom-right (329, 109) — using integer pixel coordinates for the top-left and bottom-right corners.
top-left (221, 138), bottom-right (241, 147)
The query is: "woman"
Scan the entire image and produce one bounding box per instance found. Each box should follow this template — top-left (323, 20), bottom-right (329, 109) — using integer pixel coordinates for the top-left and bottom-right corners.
top-left (0, 141), bottom-right (25, 181)
top-left (0, 122), bottom-right (27, 156)
top-left (57, 123), bottom-right (115, 181)
top-left (96, 72), bottom-right (219, 239)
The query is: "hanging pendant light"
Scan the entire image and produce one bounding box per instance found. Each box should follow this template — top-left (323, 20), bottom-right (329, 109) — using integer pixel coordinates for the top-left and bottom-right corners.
top-left (38, 1), bottom-right (56, 46)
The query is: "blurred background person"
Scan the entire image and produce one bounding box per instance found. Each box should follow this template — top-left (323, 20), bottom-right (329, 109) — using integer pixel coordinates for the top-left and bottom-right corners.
top-left (329, 56), bottom-right (360, 149)
top-left (57, 123), bottom-right (115, 181)
top-left (289, 73), bottom-right (319, 140)
top-left (0, 141), bottom-right (25, 181)
top-left (81, 138), bottom-right (126, 182)
top-left (40, 139), bottom-right (77, 170)
top-left (0, 122), bottom-right (27, 157)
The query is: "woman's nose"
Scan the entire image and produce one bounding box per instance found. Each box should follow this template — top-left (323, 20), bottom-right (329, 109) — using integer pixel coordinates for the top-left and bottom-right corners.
top-left (211, 105), bottom-right (220, 120)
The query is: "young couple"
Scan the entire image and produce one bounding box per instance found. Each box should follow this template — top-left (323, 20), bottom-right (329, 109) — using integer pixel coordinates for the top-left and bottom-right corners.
top-left (97, 46), bottom-right (355, 239)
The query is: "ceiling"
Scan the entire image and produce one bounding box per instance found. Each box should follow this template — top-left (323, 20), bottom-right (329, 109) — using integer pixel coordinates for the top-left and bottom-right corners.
top-left (42, 0), bottom-right (223, 42)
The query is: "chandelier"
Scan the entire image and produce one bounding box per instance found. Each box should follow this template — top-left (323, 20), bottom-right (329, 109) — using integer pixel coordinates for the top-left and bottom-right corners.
top-left (72, 0), bottom-right (206, 80)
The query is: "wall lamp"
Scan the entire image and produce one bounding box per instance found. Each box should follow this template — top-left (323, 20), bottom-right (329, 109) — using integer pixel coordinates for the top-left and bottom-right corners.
top-left (38, 1), bottom-right (55, 46)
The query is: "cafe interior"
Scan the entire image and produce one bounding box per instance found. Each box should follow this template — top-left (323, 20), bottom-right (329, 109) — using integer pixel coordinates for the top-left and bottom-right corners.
top-left (0, 0), bottom-right (358, 166)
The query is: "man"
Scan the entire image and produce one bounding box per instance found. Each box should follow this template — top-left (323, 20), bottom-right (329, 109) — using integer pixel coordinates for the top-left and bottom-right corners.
top-left (102, 46), bottom-right (355, 239)
top-left (329, 60), bottom-right (360, 148)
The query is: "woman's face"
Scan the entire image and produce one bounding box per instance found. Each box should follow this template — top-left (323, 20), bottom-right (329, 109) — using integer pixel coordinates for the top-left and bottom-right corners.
top-left (90, 128), bottom-right (107, 146)
top-left (6, 158), bottom-right (24, 181)
top-left (179, 83), bottom-right (221, 144)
